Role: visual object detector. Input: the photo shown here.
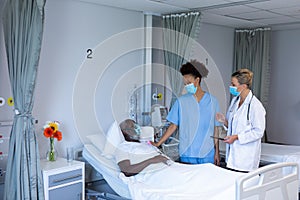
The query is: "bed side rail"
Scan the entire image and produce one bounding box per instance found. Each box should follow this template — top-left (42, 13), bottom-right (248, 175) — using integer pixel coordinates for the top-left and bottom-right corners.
top-left (236, 162), bottom-right (298, 200)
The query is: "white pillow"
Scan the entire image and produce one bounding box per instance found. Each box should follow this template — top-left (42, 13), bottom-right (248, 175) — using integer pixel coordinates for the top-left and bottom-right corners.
top-left (86, 133), bottom-right (106, 152)
top-left (139, 126), bottom-right (154, 142)
top-left (102, 121), bottom-right (125, 159)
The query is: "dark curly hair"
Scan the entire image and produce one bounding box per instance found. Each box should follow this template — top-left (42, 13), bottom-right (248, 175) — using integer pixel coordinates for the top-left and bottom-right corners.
top-left (180, 59), bottom-right (209, 81)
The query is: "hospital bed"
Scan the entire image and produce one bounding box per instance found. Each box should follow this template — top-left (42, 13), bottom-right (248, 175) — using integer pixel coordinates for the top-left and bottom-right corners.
top-left (82, 122), bottom-right (299, 200)
top-left (220, 141), bottom-right (300, 190)
top-left (260, 143), bottom-right (300, 165)
top-left (220, 142), bottom-right (300, 164)
top-left (83, 144), bottom-right (298, 200)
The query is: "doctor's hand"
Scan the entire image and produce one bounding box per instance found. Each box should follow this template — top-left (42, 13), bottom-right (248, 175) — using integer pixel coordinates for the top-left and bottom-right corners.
top-left (216, 112), bottom-right (228, 127)
top-left (216, 112), bottom-right (226, 123)
top-left (224, 135), bottom-right (238, 144)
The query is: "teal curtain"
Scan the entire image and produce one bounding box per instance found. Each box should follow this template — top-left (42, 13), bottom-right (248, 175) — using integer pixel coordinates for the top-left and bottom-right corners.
top-left (2, 0), bottom-right (46, 199)
top-left (163, 12), bottom-right (201, 109)
top-left (233, 28), bottom-right (271, 108)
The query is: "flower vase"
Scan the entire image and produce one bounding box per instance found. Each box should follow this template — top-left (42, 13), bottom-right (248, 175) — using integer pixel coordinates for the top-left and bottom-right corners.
top-left (46, 137), bottom-right (57, 161)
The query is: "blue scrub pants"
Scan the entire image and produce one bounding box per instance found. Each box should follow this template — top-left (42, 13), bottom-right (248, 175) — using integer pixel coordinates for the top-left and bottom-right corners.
top-left (180, 150), bottom-right (214, 164)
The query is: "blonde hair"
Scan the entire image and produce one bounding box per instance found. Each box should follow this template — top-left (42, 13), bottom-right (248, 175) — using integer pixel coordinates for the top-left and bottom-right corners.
top-left (231, 68), bottom-right (253, 89)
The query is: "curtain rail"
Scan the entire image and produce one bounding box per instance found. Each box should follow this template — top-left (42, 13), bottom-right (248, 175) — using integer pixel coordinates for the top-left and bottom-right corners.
top-left (163, 12), bottom-right (200, 18)
top-left (235, 27), bottom-right (271, 32)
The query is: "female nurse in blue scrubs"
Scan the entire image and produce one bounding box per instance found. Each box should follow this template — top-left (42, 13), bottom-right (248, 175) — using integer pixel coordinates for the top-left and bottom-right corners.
top-left (151, 60), bottom-right (222, 165)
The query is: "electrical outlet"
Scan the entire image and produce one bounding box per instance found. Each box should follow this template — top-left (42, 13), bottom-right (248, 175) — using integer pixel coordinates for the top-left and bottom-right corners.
top-left (74, 148), bottom-right (83, 160)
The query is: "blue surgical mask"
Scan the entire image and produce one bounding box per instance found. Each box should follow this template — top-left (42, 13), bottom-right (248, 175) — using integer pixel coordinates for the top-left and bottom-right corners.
top-left (134, 124), bottom-right (141, 135)
top-left (123, 123), bottom-right (141, 141)
top-left (185, 83), bottom-right (197, 94)
top-left (229, 86), bottom-right (240, 96)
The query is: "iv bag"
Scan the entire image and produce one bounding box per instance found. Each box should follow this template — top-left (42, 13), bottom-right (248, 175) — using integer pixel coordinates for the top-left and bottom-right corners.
top-left (151, 106), bottom-right (162, 127)
top-left (151, 104), bottom-right (167, 127)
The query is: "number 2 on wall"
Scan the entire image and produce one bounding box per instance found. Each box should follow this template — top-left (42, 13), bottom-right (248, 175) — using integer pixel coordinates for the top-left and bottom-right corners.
top-left (87, 49), bottom-right (93, 59)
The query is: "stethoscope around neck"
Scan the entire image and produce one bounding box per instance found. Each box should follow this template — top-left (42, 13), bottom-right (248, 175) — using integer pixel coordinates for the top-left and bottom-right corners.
top-left (230, 93), bottom-right (254, 123)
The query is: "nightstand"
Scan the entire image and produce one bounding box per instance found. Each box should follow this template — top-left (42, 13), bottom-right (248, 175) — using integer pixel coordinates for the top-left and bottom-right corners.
top-left (40, 158), bottom-right (85, 200)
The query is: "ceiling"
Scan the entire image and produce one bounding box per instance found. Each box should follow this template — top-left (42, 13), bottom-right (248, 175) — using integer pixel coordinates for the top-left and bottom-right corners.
top-left (78, 0), bottom-right (300, 30)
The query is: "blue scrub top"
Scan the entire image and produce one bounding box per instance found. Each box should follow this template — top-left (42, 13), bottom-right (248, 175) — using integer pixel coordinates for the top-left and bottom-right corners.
top-left (167, 93), bottom-right (221, 158)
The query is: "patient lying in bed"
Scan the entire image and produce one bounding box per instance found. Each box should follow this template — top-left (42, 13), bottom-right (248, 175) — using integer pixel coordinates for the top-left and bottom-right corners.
top-left (84, 120), bottom-right (299, 200)
top-left (115, 120), bottom-right (244, 199)
top-left (117, 119), bottom-right (171, 177)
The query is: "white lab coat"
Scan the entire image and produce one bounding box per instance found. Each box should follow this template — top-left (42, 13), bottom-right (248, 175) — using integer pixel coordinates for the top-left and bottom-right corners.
top-left (225, 90), bottom-right (266, 171)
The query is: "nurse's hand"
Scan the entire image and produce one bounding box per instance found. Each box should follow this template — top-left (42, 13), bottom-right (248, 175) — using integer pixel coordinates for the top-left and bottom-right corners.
top-left (214, 151), bottom-right (220, 166)
top-left (150, 141), bottom-right (159, 147)
top-left (224, 135), bottom-right (238, 144)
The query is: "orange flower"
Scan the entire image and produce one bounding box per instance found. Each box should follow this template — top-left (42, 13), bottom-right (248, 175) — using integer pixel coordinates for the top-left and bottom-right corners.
top-left (53, 131), bottom-right (62, 141)
top-left (44, 127), bottom-right (54, 138)
top-left (43, 121), bottom-right (62, 142)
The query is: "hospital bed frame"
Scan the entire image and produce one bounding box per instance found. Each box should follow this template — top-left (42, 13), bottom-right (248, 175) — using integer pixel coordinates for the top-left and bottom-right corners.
top-left (236, 162), bottom-right (298, 200)
top-left (86, 189), bottom-right (128, 200)
top-left (83, 144), bottom-right (299, 200)
top-left (221, 141), bottom-right (300, 192)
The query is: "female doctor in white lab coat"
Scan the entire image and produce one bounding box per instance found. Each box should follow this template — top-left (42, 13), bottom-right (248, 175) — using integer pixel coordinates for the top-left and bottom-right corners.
top-left (217, 69), bottom-right (266, 172)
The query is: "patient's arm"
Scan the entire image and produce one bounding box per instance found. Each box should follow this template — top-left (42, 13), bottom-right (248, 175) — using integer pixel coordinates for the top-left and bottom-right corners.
top-left (118, 155), bottom-right (169, 177)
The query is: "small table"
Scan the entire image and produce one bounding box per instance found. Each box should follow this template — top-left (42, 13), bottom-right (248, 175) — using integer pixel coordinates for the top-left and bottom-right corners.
top-left (40, 158), bottom-right (85, 200)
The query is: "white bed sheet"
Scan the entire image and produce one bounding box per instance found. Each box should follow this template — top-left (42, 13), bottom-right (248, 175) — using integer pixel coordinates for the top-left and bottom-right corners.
top-left (261, 143), bottom-right (300, 191)
top-left (83, 144), bottom-right (131, 199)
top-left (83, 144), bottom-right (248, 200)
top-left (84, 143), bottom-right (299, 200)
top-left (120, 162), bottom-right (245, 200)
top-left (219, 142), bottom-right (300, 163)
top-left (261, 143), bottom-right (300, 163)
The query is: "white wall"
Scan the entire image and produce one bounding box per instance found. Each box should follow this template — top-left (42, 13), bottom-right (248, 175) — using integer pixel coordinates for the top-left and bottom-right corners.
top-left (0, 1), bottom-right (13, 122)
top-left (196, 23), bottom-right (234, 112)
top-left (0, 0), bottom-right (13, 192)
top-left (151, 20), bottom-right (234, 114)
top-left (267, 29), bottom-right (300, 145)
top-left (197, 25), bottom-right (300, 145)
top-left (33, 0), bottom-right (144, 158)
top-left (2, 0), bottom-right (299, 161)
top-left (0, 0), bottom-right (234, 165)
